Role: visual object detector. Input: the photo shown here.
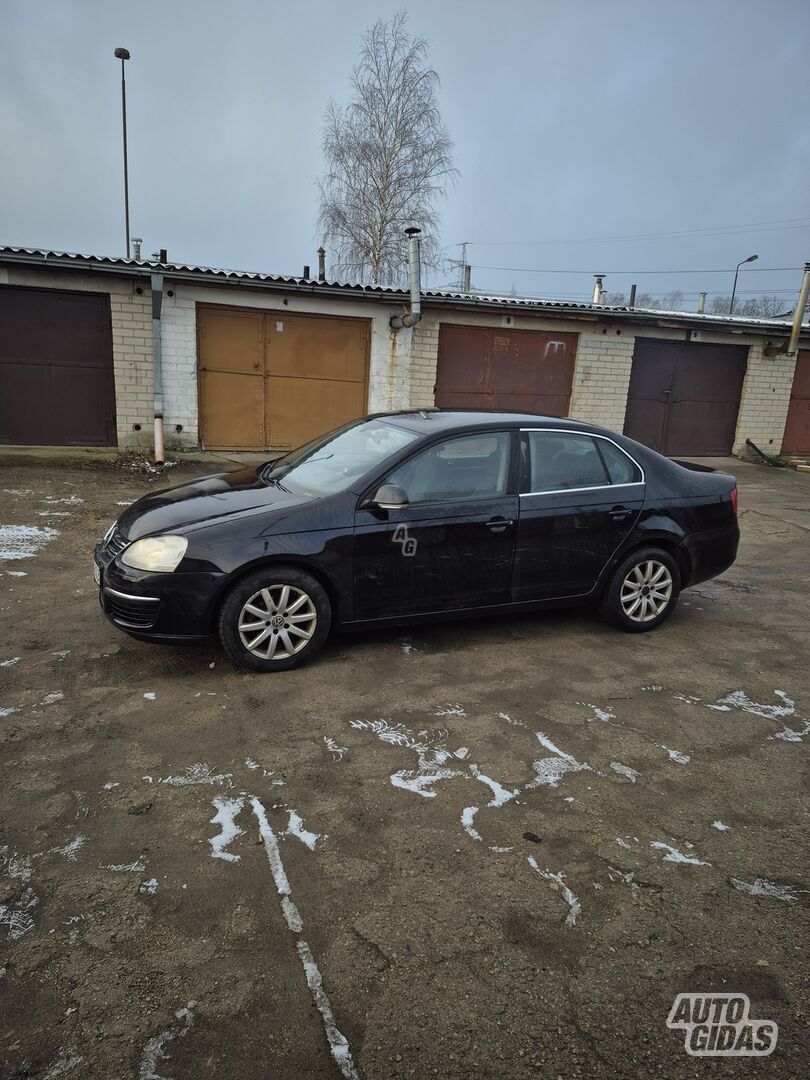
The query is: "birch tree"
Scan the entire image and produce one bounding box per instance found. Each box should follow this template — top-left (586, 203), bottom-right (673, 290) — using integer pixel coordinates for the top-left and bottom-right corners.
top-left (318, 11), bottom-right (456, 285)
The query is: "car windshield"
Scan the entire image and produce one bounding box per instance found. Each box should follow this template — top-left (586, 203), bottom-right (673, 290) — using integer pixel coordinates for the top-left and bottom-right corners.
top-left (261, 418), bottom-right (420, 496)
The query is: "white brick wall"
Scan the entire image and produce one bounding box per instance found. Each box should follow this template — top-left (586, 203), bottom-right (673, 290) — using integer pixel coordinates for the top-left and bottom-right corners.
top-left (569, 330), bottom-right (635, 430)
top-left (733, 342), bottom-right (797, 456)
top-left (410, 314), bottom-right (440, 408)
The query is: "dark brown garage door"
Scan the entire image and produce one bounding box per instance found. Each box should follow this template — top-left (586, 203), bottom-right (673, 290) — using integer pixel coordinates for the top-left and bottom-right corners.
top-left (623, 339), bottom-right (747, 456)
top-left (435, 325), bottom-right (577, 415)
top-left (0, 286), bottom-right (116, 446)
top-left (782, 349), bottom-right (810, 453)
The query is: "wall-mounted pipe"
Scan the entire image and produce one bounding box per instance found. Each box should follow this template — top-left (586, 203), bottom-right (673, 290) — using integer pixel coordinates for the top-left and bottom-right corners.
top-left (390, 227), bottom-right (422, 330)
top-left (150, 272), bottom-right (165, 463)
top-left (763, 261), bottom-right (810, 357)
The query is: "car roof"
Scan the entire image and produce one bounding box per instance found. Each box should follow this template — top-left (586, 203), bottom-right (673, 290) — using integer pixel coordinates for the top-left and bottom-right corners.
top-left (374, 409), bottom-right (593, 434)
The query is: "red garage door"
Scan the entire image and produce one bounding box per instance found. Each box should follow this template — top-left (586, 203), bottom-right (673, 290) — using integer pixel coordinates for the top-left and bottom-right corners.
top-left (623, 339), bottom-right (747, 456)
top-left (435, 325), bottom-right (577, 415)
top-left (782, 349), bottom-right (810, 453)
top-left (0, 286), bottom-right (116, 446)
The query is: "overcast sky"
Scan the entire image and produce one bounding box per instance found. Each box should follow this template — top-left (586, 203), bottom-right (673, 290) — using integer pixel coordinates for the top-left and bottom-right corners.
top-left (3, 0), bottom-right (809, 309)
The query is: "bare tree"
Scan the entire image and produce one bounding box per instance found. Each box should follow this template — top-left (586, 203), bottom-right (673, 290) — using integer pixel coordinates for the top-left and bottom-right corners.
top-left (318, 11), bottom-right (456, 285)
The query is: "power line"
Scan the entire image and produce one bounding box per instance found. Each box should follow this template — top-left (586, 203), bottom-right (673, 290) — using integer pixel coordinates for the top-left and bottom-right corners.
top-left (471, 264), bottom-right (803, 276)
top-left (463, 217), bottom-right (810, 247)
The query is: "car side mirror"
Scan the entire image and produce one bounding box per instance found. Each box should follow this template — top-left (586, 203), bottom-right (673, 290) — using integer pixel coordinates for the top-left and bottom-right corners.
top-left (372, 484), bottom-right (409, 510)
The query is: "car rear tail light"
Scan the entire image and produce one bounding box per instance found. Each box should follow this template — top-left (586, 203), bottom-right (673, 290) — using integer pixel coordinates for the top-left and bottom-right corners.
top-left (730, 487), bottom-right (738, 515)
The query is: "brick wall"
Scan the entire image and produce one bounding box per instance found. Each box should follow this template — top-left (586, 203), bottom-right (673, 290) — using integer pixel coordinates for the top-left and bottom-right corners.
top-left (568, 331), bottom-right (636, 430)
top-left (733, 343), bottom-right (797, 456)
top-left (160, 291), bottom-right (199, 449)
top-left (409, 314), bottom-right (440, 408)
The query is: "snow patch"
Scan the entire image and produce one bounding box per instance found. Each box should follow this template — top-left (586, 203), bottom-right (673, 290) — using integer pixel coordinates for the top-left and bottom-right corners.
top-left (528, 858), bottom-right (581, 926)
top-left (139, 879), bottom-right (159, 896)
top-left (651, 841), bottom-right (709, 866)
top-left (729, 877), bottom-right (799, 903)
top-left (101, 858), bottom-right (146, 873)
top-left (609, 761), bottom-right (639, 782)
top-left (0, 886), bottom-right (38, 939)
top-left (158, 764), bottom-right (232, 787)
top-left (527, 731), bottom-right (592, 788)
top-left (42, 1047), bottom-right (83, 1079)
top-left (711, 820), bottom-right (731, 832)
top-left (283, 810), bottom-right (320, 851)
top-left (662, 746), bottom-right (690, 764)
top-left (323, 736), bottom-right (348, 762)
top-left (461, 806), bottom-right (482, 841)
top-left (139, 1002), bottom-right (196, 1080)
top-left (770, 719), bottom-right (810, 743)
top-left (0, 524), bottom-right (59, 560)
top-left (0, 657), bottom-right (20, 667)
top-left (209, 797), bottom-right (245, 862)
top-left (578, 702), bottom-right (615, 722)
top-left (707, 689), bottom-right (795, 720)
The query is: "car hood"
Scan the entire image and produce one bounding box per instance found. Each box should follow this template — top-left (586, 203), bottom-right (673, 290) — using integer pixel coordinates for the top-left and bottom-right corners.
top-left (116, 466), bottom-right (313, 540)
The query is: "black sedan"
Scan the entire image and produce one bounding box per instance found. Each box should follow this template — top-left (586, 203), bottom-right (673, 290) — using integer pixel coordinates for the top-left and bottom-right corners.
top-left (93, 410), bottom-right (739, 671)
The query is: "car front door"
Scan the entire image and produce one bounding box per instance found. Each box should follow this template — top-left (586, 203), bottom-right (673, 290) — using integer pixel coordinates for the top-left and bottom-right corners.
top-left (353, 430), bottom-right (519, 619)
top-left (512, 429), bottom-right (645, 601)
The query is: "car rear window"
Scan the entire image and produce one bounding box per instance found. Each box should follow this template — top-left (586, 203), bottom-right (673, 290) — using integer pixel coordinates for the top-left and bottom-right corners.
top-left (598, 439), bottom-right (642, 485)
top-left (527, 431), bottom-right (609, 492)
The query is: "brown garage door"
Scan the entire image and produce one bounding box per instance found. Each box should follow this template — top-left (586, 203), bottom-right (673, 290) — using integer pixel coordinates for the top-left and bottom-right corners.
top-left (198, 306), bottom-right (370, 451)
top-left (0, 286), bottom-right (116, 446)
top-left (435, 325), bottom-right (577, 415)
top-left (623, 339), bottom-right (747, 456)
top-left (782, 349), bottom-right (810, 453)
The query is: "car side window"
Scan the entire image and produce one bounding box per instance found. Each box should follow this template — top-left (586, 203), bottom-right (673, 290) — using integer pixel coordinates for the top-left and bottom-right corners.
top-left (598, 439), bottom-right (642, 485)
top-left (527, 431), bottom-right (610, 492)
top-left (385, 432), bottom-right (511, 504)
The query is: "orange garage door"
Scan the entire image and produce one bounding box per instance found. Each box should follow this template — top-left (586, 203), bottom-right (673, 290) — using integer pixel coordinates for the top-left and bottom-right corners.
top-left (198, 306), bottom-right (370, 451)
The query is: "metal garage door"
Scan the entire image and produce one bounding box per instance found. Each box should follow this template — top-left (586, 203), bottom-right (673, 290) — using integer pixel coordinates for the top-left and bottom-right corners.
top-left (0, 286), bottom-right (116, 446)
top-left (198, 306), bottom-right (370, 451)
top-left (623, 339), bottom-right (747, 456)
top-left (435, 325), bottom-right (577, 415)
top-left (782, 349), bottom-right (810, 453)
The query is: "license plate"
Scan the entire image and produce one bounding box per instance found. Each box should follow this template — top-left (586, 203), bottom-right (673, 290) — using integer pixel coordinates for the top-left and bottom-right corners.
top-left (93, 561), bottom-right (101, 587)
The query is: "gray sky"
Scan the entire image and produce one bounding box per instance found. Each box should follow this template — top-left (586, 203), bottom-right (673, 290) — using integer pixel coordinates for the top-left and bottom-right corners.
top-left (3, 0), bottom-right (809, 309)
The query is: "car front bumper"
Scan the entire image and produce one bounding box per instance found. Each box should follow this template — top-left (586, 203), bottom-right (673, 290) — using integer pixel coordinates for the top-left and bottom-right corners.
top-left (93, 543), bottom-right (226, 642)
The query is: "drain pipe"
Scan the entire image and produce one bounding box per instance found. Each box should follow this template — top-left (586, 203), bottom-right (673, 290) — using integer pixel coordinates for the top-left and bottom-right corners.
top-left (150, 273), bottom-right (165, 463)
top-left (390, 227), bottom-right (422, 330)
top-left (764, 261), bottom-right (810, 357)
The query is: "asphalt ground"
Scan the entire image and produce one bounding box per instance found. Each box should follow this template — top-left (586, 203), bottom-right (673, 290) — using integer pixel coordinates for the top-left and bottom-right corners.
top-left (1, 457), bottom-right (808, 1079)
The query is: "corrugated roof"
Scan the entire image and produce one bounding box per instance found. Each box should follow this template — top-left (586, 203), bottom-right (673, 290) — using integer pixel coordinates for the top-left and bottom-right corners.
top-left (0, 245), bottom-right (806, 337)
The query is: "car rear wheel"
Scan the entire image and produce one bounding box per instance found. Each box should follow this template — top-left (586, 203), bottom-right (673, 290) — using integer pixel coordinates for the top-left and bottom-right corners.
top-left (218, 566), bottom-right (331, 671)
top-left (600, 548), bottom-right (680, 633)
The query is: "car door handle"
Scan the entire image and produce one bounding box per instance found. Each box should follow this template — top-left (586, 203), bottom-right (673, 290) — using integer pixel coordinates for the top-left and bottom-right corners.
top-left (609, 505), bottom-right (631, 521)
top-left (485, 517), bottom-right (514, 531)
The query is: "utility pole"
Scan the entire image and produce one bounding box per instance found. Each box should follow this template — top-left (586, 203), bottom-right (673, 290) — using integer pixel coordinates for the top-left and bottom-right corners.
top-left (114, 48), bottom-right (131, 258)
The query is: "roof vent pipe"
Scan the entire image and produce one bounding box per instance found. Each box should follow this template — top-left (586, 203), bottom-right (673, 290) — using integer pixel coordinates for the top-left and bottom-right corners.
top-left (131, 237), bottom-right (142, 261)
top-left (317, 246), bottom-right (326, 282)
top-left (391, 227), bottom-right (422, 330)
top-left (593, 274), bottom-right (605, 304)
top-left (763, 261), bottom-right (810, 357)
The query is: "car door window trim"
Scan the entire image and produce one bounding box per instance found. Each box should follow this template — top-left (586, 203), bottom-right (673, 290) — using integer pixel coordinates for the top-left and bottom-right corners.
top-left (520, 428), bottom-right (645, 496)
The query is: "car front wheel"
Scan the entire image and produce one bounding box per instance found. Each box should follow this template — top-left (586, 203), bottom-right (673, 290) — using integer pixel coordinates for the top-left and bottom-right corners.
top-left (600, 548), bottom-right (681, 633)
top-left (218, 566), bottom-right (331, 671)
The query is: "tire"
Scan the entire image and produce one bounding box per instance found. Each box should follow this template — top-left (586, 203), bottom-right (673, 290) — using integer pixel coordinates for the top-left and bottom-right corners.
top-left (599, 547), bottom-right (681, 633)
top-left (218, 565), bottom-right (331, 671)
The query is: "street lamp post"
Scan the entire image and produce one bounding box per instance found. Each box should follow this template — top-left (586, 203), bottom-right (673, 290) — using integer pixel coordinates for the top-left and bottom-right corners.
top-left (114, 47), bottom-right (131, 258)
top-left (730, 254), bottom-right (758, 315)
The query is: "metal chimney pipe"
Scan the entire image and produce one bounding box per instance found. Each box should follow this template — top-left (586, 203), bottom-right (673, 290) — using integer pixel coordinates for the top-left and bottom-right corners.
top-left (303, 265), bottom-right (310, 279)
top-left (593, 274), bottom-right (605, 304)
top-left (131, 237), bottom-right (142, 261)
top-left (763, 261), bottom-right (810, 357)
top-left (390, 227), bottom-right (423, 329)
top-left (628, 283), bottom-right (637, 309)
top-left (462, 264), bottom-right (471, 292)
top-left (317, 247), bottom-right (326, 282)
top-left (698, 291), bottom-right (708, 314)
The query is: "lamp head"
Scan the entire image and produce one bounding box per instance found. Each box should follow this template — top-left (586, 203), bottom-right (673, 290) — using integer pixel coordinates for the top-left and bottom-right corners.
top-left (745, 254), bottom-right (758, 263)
top-left (114, 47), bottom-right (131, 60)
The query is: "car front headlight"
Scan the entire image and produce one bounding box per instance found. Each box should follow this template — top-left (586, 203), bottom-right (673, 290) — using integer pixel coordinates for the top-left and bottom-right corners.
top-left (121, 535), bottom-right (188, 572)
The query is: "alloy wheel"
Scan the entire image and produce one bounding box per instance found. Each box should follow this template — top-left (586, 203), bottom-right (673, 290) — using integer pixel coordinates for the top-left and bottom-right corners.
top-left (620, 560), bottom-right (673, 623)
top-left (237, 584), bottom-right (317, 660)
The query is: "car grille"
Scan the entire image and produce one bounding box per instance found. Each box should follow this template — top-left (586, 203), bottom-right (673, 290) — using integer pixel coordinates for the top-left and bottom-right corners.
top-left (104, 592), bottom-right (159, 628)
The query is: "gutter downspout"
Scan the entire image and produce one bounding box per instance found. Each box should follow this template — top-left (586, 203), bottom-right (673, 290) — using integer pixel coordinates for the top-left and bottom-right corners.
top-left (150, 272), bottom-right (165, 463)
top-left (390, 227), bottom-right (422, 329)
top-left (763, 261), bottom-right (810, 357)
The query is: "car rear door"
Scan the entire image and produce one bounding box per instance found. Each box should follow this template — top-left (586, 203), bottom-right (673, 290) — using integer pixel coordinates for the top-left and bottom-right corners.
top-left (512, 429), bottom-right (645, 601)
top-left (353, 430), bottom-right (519, 619)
